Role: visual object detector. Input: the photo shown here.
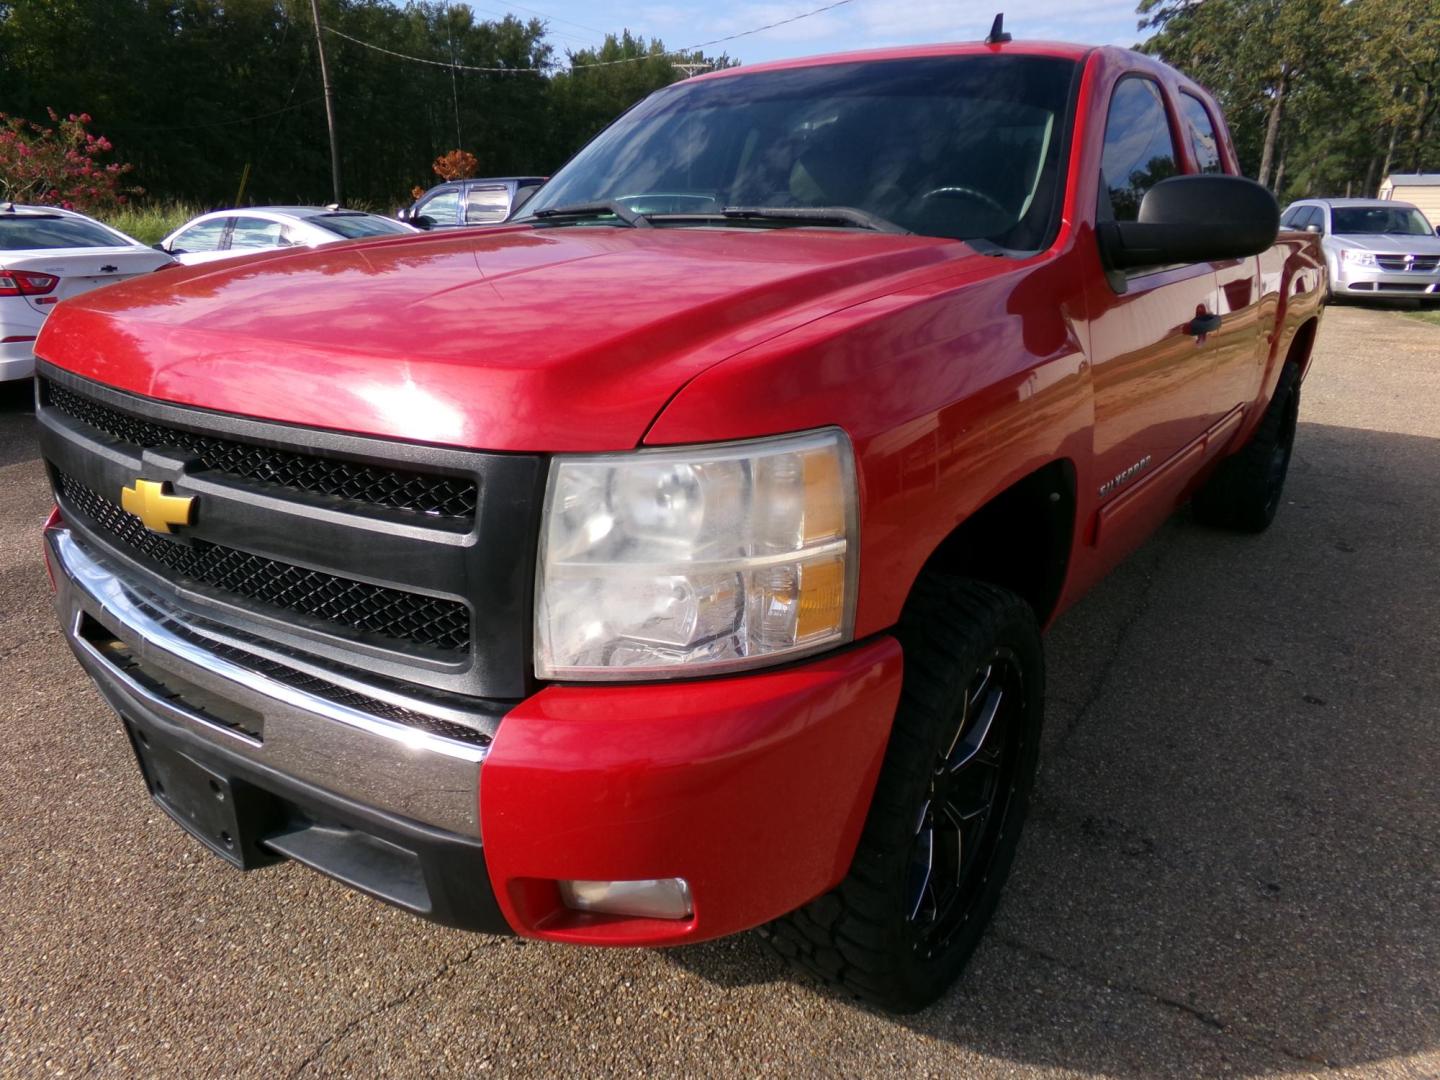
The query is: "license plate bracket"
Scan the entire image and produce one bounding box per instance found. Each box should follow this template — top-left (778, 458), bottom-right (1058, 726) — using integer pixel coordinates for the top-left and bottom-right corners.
top-left (126, 721), bottom-right (283, 870)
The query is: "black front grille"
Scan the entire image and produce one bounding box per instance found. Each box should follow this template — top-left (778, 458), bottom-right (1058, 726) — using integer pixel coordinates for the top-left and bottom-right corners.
top-left (43, 379), bottom-right (478, 520)
top-left (57, 472), bottom-right (471, 653)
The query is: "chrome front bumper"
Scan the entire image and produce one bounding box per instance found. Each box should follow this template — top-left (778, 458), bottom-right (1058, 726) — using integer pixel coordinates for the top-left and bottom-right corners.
top-left (1333, 265), bottom-right (1440, 297)
top-left (49, 527), bottom-right (490, 838)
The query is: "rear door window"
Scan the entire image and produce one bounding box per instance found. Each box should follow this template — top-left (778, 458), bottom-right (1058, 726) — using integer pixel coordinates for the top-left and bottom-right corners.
top-left (228, 217), bottom-right (285, 251)
top-left (1100, 77), bottom-right (1179, 221)
top-left (464, 187), bottom-right (512, 224)
top-left (1178, 94), bottom-right (1223, 174)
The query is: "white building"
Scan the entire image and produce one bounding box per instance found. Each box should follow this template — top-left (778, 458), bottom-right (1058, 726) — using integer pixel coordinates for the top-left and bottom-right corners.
top-left (1379, 174), bottom-right (1440, 226)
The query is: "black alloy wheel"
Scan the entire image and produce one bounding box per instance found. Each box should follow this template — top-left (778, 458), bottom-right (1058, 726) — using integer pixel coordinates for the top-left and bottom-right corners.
top-left (906, 648), bottom-right (1026, 960)
top-left (766, 576), bottom-right (1044, 1013)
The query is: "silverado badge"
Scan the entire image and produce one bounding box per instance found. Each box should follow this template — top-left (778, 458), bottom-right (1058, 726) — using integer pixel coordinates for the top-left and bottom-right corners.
top-left (120, 479), bottom-right (196, 534)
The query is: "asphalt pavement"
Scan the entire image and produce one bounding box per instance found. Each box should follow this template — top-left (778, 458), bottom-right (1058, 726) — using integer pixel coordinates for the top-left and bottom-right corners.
top-left (1, 305), bottom-right (1437, 1078)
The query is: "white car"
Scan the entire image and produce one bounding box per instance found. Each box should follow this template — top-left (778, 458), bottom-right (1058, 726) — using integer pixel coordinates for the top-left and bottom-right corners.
top-left (159, 206), bottom-right (416, 266)
top-left (1, 203), bottom-right (176, 382)
top-left (1280, 198), bottom-right (1440, 303)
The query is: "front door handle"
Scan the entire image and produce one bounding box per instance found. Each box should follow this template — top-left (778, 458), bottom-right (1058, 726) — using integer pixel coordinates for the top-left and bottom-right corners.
top-left (1187, 312), bottom-right (1222, 336)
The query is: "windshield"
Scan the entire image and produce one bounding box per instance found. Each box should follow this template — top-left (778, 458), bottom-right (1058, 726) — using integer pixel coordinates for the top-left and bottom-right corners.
top-left (0, 214), bottom-right (130, 250)
top-left (1331, 206), bottom-right (1435, 236)
top-left (523, 55), bottom-right (1078, 249)
top-left (313, 213), bottom-right (413, 239)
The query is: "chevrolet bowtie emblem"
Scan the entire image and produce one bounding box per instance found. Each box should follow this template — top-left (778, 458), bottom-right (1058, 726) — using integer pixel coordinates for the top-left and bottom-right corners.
top-left (120, 479), bottom-right (196, 534)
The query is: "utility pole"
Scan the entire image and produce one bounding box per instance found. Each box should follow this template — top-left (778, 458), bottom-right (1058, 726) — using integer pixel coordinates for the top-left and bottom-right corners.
top-left (308, 0), bottom-right (342, 205)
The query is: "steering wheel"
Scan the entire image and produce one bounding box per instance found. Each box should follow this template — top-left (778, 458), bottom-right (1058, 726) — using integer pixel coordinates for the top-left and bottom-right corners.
top-left (918, 186), bottom-right (1009, 217)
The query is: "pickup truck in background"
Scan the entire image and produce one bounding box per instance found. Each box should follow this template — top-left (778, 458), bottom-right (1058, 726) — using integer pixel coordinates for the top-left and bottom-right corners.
top-left (34, 40), bottom-right (1323, 1013)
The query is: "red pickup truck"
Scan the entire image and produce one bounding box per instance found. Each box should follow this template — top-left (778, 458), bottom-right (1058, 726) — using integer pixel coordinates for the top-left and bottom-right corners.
top-left (35, 40), bottom-right (1323, 1011)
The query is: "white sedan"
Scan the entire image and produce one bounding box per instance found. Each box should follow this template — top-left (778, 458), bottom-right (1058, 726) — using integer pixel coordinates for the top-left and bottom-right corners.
top-left (159, 206), bottom-right (417, 266)
top-left (1, 203), bottom-right (176, 382)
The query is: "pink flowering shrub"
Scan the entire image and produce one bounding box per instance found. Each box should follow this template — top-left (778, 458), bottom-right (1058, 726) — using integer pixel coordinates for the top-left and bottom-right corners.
top-left (0, 109), bottom-right (142, 211)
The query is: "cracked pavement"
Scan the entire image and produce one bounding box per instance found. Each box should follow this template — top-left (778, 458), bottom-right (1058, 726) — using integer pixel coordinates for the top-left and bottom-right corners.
top-left (1, 305), bottom-right (1437, 1078)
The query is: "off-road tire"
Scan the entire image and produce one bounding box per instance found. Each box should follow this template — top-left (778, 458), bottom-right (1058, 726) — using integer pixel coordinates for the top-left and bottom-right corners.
top-left (1192, 361), bottom-right (1301, 533)
top-left (765, 576), bottom-right (1044, 1013)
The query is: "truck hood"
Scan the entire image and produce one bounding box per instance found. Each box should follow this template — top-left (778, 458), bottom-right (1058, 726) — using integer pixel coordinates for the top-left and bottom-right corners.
top-left (36, 225), bottom-right (974, 451)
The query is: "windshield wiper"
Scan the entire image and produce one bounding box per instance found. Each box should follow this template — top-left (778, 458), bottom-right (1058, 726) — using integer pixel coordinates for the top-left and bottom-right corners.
top-left (718, 206), bottom-right (909, 234)
top-left (529, 200), bottom-right (651, 228)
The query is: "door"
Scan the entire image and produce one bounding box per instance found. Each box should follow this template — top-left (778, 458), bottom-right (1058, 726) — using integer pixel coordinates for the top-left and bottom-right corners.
top-left (1179, 92), bottom-right (1265, 416)
top-left (1086, 76), bottom-right (1231, 548)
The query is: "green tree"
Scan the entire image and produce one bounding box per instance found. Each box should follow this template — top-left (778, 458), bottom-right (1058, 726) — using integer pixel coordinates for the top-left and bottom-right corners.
top-left (1137, 0), bottom-right (1440, 200)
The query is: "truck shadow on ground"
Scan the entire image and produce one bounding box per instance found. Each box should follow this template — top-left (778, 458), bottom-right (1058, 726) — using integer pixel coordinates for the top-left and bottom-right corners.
top-left (670, 419), bottom-right (1439, 1077)
top-left (0, 377), bottom-right (38, 468)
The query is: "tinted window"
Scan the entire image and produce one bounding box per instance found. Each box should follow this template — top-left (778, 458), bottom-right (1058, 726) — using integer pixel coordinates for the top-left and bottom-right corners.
top-left (1332, 205), bottom-right (1434, 236)
top-left (465, 187), bottom-right (511, 224)
top-left (171, 219), bottom-right (228, 252)
top-left (0, 214), bottom-right (126, 250)
top-left (416, 190), bottom-right (461, 226)
top-left (313, 212), bottom-right (412, 239)
top-left (524, 55), bottom-right (1079, 248)
top-left (1299, 206), bottom-right (1323, 231)
top-left (512, 184), bottom-right (543, 214)
top-left (1101, 78), bottom-right (1179, 221)
top-left (229, 217), bottom-right (285, 250)
top-left (1279, 205), bottom-right (1302, 228)
top-left (1179, 93), bottom-right (1223, 174)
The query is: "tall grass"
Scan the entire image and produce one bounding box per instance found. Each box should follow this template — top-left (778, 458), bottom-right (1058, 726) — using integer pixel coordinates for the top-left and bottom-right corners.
top-left (102, 202), bottom-right (203, 245)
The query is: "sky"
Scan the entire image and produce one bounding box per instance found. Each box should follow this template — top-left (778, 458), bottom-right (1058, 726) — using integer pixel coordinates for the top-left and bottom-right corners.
top-left (465, 0), bottom-right (1147, 66)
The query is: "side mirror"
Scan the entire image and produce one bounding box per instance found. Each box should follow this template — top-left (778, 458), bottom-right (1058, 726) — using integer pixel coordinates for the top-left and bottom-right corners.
top-left (1098, 175), bottom-right (1279, 271)
top-left (1305, 223), bottom-right (1321, 234)
top-left (152, 242), bottom-right (170, 253)
top-left (396, 207), bottom-right (412, 222)
top-left (411, 214), bottom-right (436, 230)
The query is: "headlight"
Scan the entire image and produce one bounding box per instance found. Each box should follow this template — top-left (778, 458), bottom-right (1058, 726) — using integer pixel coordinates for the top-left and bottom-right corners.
top-left (535, 429), bottom-right (858, 679)
top-left (1340, 249), bottom-right (1378, 267)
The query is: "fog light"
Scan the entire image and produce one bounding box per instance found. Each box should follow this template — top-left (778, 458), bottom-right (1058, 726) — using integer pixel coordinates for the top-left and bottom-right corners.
top-left (558, 877), bottom-right (693, 920)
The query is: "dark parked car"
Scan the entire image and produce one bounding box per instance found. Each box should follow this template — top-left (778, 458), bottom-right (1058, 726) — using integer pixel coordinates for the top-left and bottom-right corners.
top-left (398, 177), bottom-right (547, 229)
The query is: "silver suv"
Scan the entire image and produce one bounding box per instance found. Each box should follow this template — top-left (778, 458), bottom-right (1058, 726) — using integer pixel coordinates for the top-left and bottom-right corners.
top-left (1281, 198), bottom-right (1440, 303)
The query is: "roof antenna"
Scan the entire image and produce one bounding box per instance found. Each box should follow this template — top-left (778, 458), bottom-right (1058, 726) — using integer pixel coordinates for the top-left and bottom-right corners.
top-left (985, 13), bottom-right (1012, 44)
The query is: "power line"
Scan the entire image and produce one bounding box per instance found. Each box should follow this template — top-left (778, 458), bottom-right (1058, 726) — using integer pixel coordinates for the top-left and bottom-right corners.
top-left (323, 0), bottom-right (860, 74)
top-left (576, 0), bottom-right (859, 66)
top-left (323, 25), bottom-right (548, 72)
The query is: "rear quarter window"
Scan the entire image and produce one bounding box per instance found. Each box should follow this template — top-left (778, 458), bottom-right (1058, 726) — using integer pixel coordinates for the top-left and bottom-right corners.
top-left (1178, 94), bottom-right (1224, 174)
